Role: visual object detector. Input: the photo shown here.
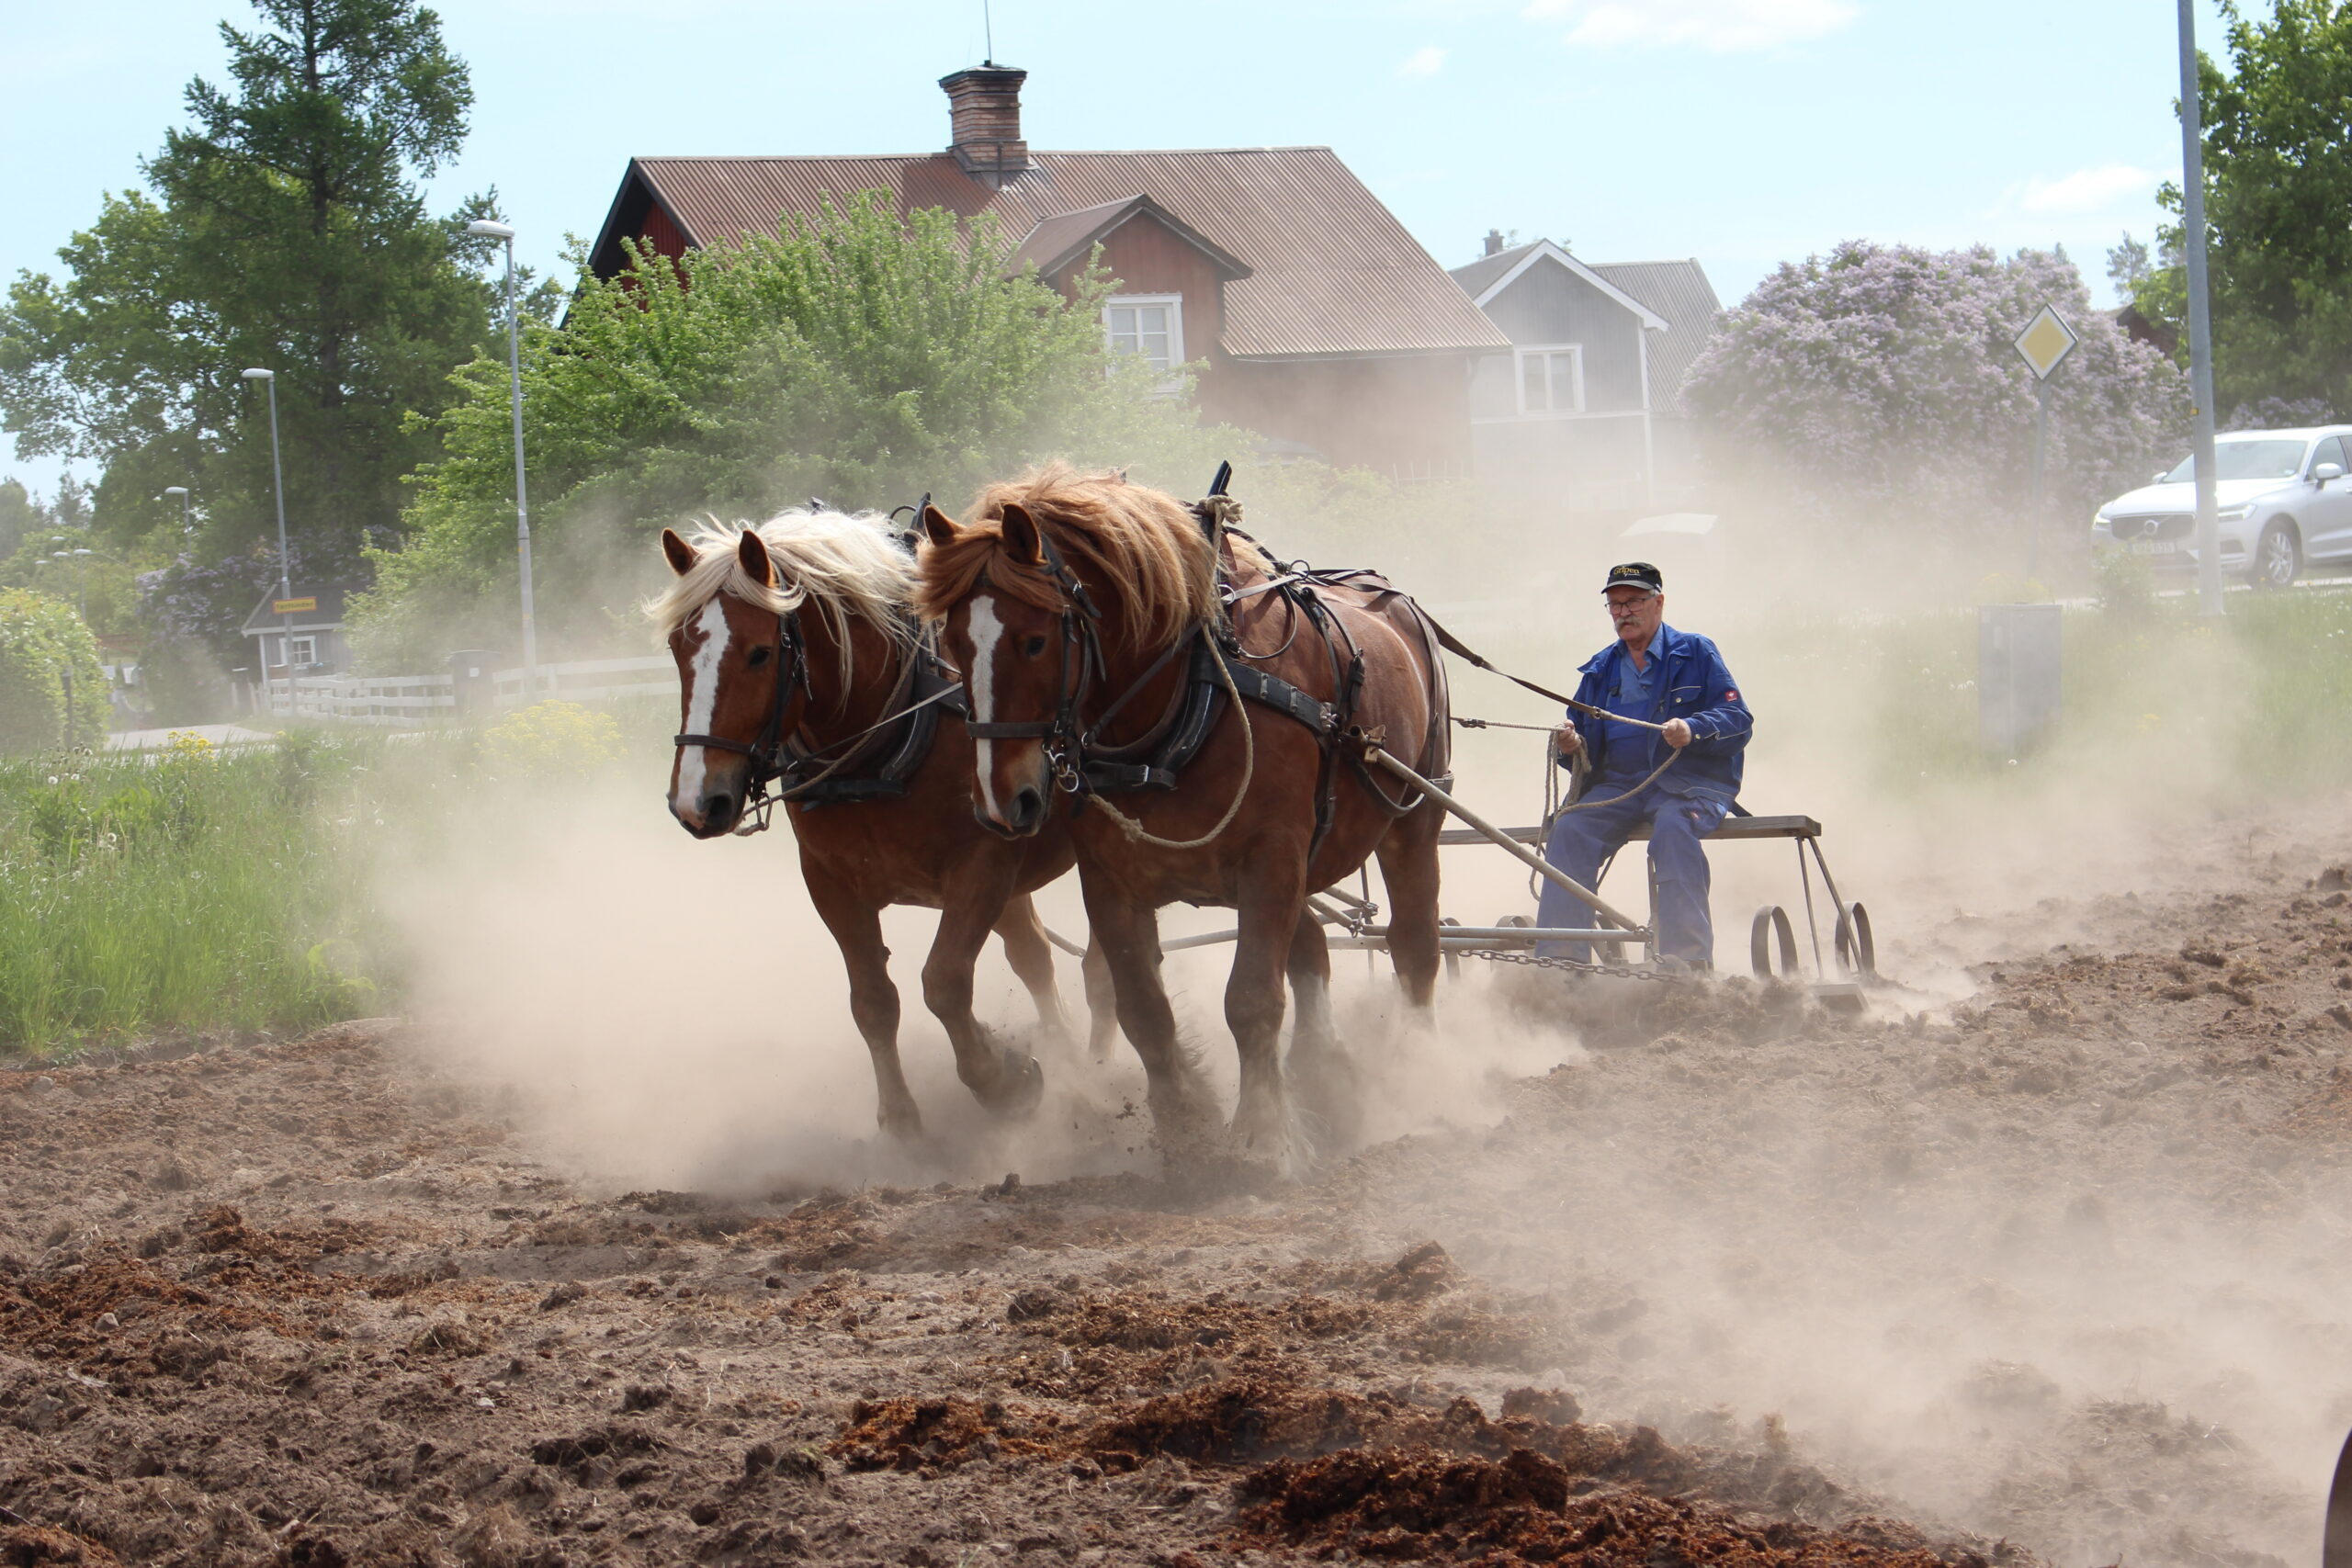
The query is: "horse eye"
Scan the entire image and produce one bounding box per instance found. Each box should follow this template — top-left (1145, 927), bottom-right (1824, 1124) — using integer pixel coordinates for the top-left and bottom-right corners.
top-left (746, 646), bottom-right (771, 667)
top-left (1022, 636), bottom-right (1047, 658)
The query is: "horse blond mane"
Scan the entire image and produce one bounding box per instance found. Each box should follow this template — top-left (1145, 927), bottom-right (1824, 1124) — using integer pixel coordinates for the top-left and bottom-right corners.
top-left (914, 463), bottom-right (1269, 653)
top-left (644, 507), bottom-right (917, 680)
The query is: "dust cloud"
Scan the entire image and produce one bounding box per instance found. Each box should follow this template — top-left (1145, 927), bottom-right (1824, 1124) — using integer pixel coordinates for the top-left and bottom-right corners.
top-left (368, 474), bottom-right (2346, 1564)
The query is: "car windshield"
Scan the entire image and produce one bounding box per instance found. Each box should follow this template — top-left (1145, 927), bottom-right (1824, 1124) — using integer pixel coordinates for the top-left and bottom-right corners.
top-left (2162, 440), bottom-right (2310, 482)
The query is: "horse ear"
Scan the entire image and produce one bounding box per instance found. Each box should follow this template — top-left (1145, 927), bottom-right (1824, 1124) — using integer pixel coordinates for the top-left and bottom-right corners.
top-left (1000, 503), bottom-right (1045, 566)
top-left (737, 528), bottom-right (775, 587)
top-left (919, 503), bottom-right (960, 550)
top-left (660, 528), bottom-right (696, 577)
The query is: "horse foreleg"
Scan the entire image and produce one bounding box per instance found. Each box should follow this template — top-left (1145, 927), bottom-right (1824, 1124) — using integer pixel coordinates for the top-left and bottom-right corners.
top-left (1227, 872), bottom-right (1305, 1167)
top-left (1375, 810), bottom-right (1445, 1013)
top-left (1080, 871), bottom-right (1214, 1145)
top-left (1286, 906), bottom-right (1363, 1151)
top-left (994, 893), bottom-right (1075, 1054)
top-left (806, 880), bottom-right (922, 1140)
top-left (924, 874), bottom-right (1045, 1118)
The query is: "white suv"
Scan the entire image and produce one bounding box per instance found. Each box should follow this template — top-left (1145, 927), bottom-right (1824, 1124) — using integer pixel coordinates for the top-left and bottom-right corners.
top-left (2092, 426), bottom-right (2352, 587)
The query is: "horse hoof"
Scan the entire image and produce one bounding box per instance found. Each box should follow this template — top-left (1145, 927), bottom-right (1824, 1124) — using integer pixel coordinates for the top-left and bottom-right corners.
top-left (978, 1048), bottom-right (1046, 1118)
top-left (877, 1108), bottom-right (925, 1143)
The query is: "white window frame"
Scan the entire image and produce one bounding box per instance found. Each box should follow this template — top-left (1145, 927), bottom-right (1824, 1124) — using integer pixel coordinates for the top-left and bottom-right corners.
top-left (1514, 343), bottom-right (1586, 416)
top-left (288, 635), bottom-right (317, 668)
top-left (1102, 293), bottom-right (1186, 374)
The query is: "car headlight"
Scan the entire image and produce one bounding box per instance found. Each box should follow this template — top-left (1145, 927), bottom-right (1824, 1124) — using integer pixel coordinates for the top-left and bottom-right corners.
top-left (2218, 504), bottom-right (2254, 521)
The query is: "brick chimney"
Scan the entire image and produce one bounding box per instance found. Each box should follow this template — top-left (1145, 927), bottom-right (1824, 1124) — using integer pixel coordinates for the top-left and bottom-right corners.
top-left (941, 63), bottom-right (1033, 186)
top-left (1484, 229), bottom-right (1506, 257)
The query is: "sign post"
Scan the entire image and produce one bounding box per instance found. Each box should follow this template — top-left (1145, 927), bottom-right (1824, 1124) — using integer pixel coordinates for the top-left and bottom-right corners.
top-left (2012, 303), bottom-right (2079, 582)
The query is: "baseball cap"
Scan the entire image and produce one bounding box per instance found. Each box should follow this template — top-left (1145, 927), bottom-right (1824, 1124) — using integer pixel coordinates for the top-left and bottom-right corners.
top-left (1602, 561), bottom-right (1663, 594)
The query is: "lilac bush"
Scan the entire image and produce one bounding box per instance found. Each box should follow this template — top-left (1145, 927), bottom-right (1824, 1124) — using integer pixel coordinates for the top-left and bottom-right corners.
top-left (1682, 242), bottom-right (2188, 536)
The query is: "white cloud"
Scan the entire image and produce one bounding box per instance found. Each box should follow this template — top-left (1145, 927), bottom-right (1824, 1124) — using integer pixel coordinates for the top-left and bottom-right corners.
top-left (1398, 45), bottom-right (1450, 77)
top-left (1523, 0), bottom-right (1858, 52)
top-left (2018, 164), bottom-right (2162, 215)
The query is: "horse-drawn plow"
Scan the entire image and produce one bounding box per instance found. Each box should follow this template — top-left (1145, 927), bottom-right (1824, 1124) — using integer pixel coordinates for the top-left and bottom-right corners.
top-left (1125, 744), bottom-right (1880, 1005)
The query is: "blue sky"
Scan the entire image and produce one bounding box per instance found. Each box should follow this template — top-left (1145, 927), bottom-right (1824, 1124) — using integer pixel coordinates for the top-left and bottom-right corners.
top-left (6, 0), bottom-right (2232, 498)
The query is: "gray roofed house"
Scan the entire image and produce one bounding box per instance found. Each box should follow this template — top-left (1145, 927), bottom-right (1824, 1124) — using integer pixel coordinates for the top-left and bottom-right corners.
top-left (239, 586), bottom-right (351, 682)
top-left (1450, 235), bottom-right (1720, 510)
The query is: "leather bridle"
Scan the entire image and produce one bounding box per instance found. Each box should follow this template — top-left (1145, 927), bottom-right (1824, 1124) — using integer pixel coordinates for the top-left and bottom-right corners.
top-left (673, 606), bottom-right (809, 829)
top-left (959, 532), bottom-right (1111, 795)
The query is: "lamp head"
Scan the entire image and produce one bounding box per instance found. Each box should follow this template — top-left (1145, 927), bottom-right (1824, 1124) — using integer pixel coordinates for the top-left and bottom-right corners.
top-left (467, 220), bottom-right (516, 241)
top-left (163, 486), bottom-right (187, 498)
top-left (241, 367), bottom-right (273, 382)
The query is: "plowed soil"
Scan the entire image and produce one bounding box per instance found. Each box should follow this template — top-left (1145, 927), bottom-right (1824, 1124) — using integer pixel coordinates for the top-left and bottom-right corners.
top-left (5, 815), bottom-right (2352, 1566)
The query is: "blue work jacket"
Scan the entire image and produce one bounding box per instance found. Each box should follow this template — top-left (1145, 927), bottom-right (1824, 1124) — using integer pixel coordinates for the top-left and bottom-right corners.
top-left (1560, 624), bottom-right (1752, 806)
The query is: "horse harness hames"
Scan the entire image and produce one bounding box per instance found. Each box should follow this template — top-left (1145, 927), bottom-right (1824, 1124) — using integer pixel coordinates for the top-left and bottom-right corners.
top-left (959, 498), bottom-right (1452, 853)
top-left (673, 606), bottom-right (967, 837)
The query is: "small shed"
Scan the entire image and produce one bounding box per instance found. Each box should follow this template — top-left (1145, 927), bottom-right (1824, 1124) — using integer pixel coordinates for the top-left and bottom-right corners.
top-left (239, 587), bottom-right (351, 682)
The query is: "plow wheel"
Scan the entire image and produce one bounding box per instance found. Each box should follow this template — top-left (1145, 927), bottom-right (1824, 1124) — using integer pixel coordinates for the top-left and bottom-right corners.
top-left (1749, 906), bottom-right (1800, 981)
top-left (1834, 902), bottom-right (1876, 979)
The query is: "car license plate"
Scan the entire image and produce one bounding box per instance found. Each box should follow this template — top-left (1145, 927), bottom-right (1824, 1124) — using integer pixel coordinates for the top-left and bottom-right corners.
top-left (2129, 539), bottom-right (2178, 556)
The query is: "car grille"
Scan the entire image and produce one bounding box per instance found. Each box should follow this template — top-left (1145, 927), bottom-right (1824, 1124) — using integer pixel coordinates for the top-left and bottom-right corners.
top-left (2106, 513), bottom-right (2192, 542)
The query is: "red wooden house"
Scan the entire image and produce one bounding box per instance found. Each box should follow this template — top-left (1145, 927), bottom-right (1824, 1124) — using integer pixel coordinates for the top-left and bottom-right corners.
top-left (584, 64), bottom-right (1506, 476)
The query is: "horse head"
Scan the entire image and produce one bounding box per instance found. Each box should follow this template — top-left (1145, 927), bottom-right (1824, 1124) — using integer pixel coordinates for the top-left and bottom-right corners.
top-left (658, 526), bottom-right (797, 838)
top-left (916, 465), bottom-right (1227, 840)
top-left (652, 508), bottom-right (918, 839)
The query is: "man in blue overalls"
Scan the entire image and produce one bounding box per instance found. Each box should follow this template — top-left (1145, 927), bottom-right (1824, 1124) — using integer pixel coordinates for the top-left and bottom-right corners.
top-left (1539, 562), bottom-right (1752, 971)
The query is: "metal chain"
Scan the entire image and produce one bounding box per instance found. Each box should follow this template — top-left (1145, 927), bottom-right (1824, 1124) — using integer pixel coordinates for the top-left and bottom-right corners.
top-left (1456, 946), bottom-right (1686, 983)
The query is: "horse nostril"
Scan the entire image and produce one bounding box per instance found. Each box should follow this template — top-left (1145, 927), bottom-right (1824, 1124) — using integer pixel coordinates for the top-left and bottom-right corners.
top-left (703, 792), bottom-right (735, 827)
top-left (1009, 787), bottom-right (1043, 831)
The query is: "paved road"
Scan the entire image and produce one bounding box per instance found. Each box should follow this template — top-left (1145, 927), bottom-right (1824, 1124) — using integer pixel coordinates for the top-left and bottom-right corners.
top-left (105, 723), bottom-right (277, 751)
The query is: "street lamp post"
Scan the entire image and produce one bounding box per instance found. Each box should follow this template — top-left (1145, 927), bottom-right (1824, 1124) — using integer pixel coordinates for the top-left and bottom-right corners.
top-left (163, 485), bottom-right (192, 542)
top-left (241, 367), bottom-right (296, 713)
top-left (2177, 0), bottom-right (2225, 615)
top-left (467, 219), bottom-right (537, 698)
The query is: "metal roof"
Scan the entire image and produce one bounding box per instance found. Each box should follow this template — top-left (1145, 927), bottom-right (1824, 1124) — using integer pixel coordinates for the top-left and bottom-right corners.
top-left (603, 149), bottom-right (1508, 360)
top-left (1589, 261), bottom-right (1722, 419)
top-left (1005, 194), bottom-right (1251, 282)
top-left (1446, 241), bottom-right (1543, 301)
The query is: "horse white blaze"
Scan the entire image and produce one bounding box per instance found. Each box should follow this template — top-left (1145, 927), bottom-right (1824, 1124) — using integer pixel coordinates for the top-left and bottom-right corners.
top-left (673, 598), bottom-right (731, 814)
top-left (967, 594), bottom-right (1004, 821)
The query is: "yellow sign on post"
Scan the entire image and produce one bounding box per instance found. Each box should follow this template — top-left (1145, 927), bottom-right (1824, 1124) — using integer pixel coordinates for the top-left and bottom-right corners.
top-left (2013, 304), bottom-right (2079, 380)
top-left (272, 596), bottom-right (316, 615)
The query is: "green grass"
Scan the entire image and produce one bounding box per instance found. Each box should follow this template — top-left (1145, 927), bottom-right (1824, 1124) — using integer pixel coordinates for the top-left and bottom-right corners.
top-left (0, 731), bottom-right (463, 1059)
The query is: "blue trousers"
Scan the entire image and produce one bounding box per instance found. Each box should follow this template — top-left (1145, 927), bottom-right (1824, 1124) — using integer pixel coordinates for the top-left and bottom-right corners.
top-left (1536, 788), bottom-right (1728, 965)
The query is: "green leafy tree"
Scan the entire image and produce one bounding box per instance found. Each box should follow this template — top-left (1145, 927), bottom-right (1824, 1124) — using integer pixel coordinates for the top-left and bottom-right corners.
top-left (2135, 0), bottom-right (2352, 416)
top-left (0, 0), bottom-right (499, 576)
top-left (357, 193), bottom-right (1220, 667)
top-left (0, 589), bottom-right (107, 752)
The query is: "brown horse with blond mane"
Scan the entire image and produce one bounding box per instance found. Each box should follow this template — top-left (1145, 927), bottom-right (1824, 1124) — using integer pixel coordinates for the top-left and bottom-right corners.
top-left (916, 465), bottom-right (1450, 1165)
top-left (652, 505), bottom-right (1112, 1139)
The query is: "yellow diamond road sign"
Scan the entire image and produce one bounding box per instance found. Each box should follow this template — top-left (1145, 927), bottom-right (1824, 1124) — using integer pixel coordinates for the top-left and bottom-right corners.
top-left (2014, 304), bottom-right (2078, 380)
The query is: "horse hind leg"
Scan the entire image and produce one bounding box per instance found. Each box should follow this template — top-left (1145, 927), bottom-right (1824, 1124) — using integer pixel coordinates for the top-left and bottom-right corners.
top-left (1375, 807), bottom-right (1445, 1015)
top-left (994, 893), bottom-right (1078, 1060)
top-left (924, 884), bottom-right (1045, 1119)
top-left (1081, 874), bottom-right (1216, 1149)
top-left (1226, 871), bottom-right (1313, 1178)
top-left (1286, 904), bottom-right (1363, 1152)
top-left (1081, 936), bottom-right (1120, 1062)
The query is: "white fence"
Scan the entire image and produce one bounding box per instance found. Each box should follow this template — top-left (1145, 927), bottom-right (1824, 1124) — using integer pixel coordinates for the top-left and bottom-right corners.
top-left (258, 655), bottom-right (672, 727)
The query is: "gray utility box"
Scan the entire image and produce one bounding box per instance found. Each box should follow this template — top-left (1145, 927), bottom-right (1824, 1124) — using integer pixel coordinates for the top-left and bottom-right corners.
top-left (447, 649), bottom-right (502, 718)
top-left (1978, 604), bottom-right (2063, 761)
